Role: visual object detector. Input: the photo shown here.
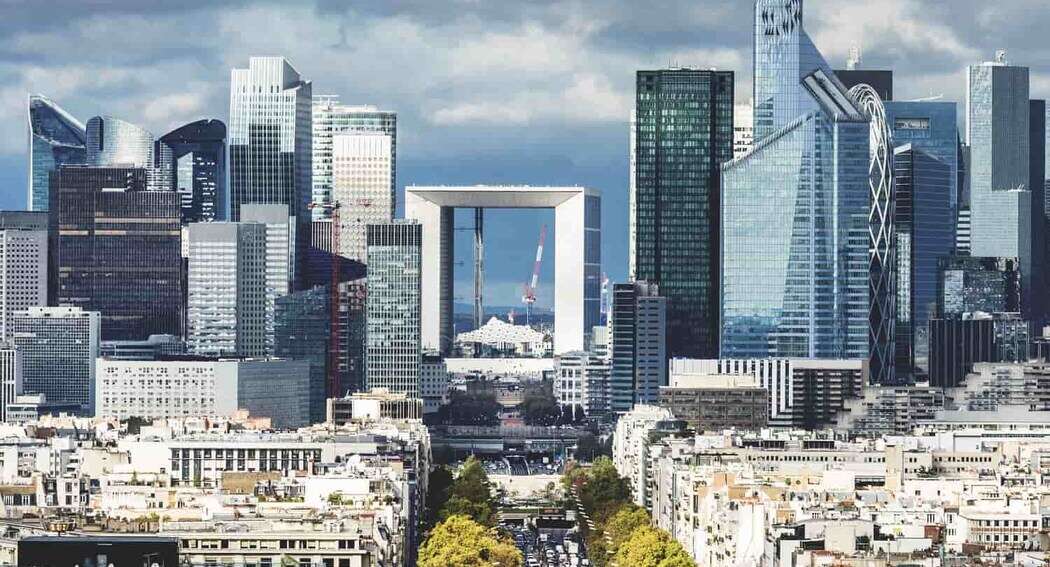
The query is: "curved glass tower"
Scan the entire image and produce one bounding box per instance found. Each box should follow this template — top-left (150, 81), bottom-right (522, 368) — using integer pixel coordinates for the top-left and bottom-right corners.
top-left (721, 0), bottom-right (870, 362)
top-left (27, 95), bottom-right (86, 212)
top-left (86, 115), bottom-right (154, 168)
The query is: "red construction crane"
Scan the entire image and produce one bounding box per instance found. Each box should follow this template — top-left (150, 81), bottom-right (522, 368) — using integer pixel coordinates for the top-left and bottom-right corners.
top-left (521, 225), bottom-right (548, 326)
top-left (308, 201), bottom-right (342, 400)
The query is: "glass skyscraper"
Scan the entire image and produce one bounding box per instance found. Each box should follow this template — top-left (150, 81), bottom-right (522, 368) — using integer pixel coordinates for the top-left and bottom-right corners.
top-left (85, 115), bottom-right (154, 168)
top-left (158, 119), bottom-right (227, 223)
top-left (721, 0), bottom-right (870, 360)
top-left (311, 97), bottom-right (397, 221)
top-left (630, 69), bottom-right (733, 359)
top-left (49, 166), bottom-right (183, 341)
top-left (229, 57), bottom-right (312, 286)
top-left (966, 57), bottom-right (1041, 320)
top-left (366, 221), bottom-right (421, 397)
top-left (27, 95), bottom-right (86, 212)
top-left (885, 101), bottom-right (959, 216)
top-left (893, 145), bottom-right (954, 378)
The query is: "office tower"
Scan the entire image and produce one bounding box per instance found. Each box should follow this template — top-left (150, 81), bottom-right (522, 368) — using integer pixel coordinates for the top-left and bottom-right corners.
top-left (275, 286), bottom-right (329, 423)
top-left (609, 281), bottom-right (666, 413)
top-left (722, 0), bottom-right (870, 361)
top-left (365, 222), bottom-right (421, 396)
top-left (659, 374), bottom-right (768, 432)
top-left (630, 69), bottom-right (733, 359)
top-left (893, 145), bottom-right (955, 379)
top-left (967, 55), bottom-right (1041, 320)
top-left (554, 351), bottom-right (610, 417)
top-left (834, 69), bottom-right (893, 101)
top-left (49, 166), bottom-right (182, 340)
top-left (332, 133), bottom-right (395, 263)
top-left (675, 358), bottom-right (866, 429)
top-left (311, 97), bottom-right (397, 220)
top-left (27, 95), bottom-right (86, 212)
top-left (1031, 100), bottom-right (1048, 319)
top-left (0, 345), bottom-right (20, 422)
top-left (929, 313), bottom-right (1030, 388)
top-left (99, 334), bottom-right (184, 360)
top-left (938, 256), bottom-right (1020, 317)
top-left (849, 85), bottom-right (895, 385)
top-left (85, 115), bottom-right (153, 168)
top-left (885, 101), bottom-right (960, 215)
top-left (186, 222), bottom-right (267, 357)
top-left (157, 119), bottom-right (227, 223)
top-left (9, 306), bottom-right (100, 414)
top-left (241, 204), bottom-right (294, 354)
top-left (0, 212), bottom-right (47, 339)
top-left (229, 57), bottom-right (312, 287)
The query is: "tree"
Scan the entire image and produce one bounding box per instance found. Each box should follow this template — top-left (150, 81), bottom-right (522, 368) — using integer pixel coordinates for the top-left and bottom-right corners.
top-left (448, 390), bottom-right (502, 425)
top-left (424, 466), bottom-right (455, 530)
top-left (612, 526), bottom-right (695, 567)
top-left (580, 457), bottom-right (631, 522)
top-left (419, 515), bottom-right (523, 567)
top-left (437, 456), bottom-right (495, 526)
top-left (520, 380), bottom-right (561, 426)
top-left (605, 505), bottom-right (651, 549)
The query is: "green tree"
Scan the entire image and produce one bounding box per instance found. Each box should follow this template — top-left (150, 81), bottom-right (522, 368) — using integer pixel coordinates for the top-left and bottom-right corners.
top-left (606, 505), bottom-right (651, 549)
top-left (580, 457), bottom-right (631, 522)
top-left (437, 456), bottom-right (495, 526)
top-left (419, 515), bottom-right (523, 567)
top-left (612, 526), bottom-right (695, 567)
top-left (424, 466), bottom-right (454, 529)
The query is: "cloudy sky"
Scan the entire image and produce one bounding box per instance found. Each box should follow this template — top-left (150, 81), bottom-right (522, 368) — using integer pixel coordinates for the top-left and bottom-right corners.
top-left (2, 0), bottom-right (1046, 307)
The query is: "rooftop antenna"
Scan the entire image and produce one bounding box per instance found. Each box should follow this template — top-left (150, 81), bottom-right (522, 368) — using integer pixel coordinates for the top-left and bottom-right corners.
top-left (995, 49), bottom-right (1008, 64)
top-left (846, 43), bottom-right (862, 71)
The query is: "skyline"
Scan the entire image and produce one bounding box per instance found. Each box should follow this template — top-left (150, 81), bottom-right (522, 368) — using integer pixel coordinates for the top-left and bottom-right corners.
top-left (4, 0), bottom-right (1050, 306)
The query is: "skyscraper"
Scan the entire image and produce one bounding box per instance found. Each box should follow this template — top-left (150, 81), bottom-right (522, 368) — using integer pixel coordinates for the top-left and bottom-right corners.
top-left (85, 115), bottom-right (154, 168)
top-left (311, 97), bottom-right (397, 220)
top-left (9, 306), bottom-right (100, 414)
top-left (966, 55), bottom-right (1041, 320)
top-left (229, 57), bottom-right (312, 285)
top-left (366, 221), bottom-right (421, 396)
top-left (630, 69), bottom-right (733, 359)
top-left (241, 204), bottom-right (294, 354)
top-left (893, 145), bottom-right (955, 378)
top-left (275, 286), bottom-right (329, 423)
top-left (157, 119), bottom-right (227, 223)
top-left (332, 133), bottom-right (395, 263)
top-left (27, 95), bottom-right (86, 212)
top-left (49, 166), bottom-right (183, 341)
top-left (834, 69), bottom-right (893, 101)
top-left (721, 0), bottom-right (870, 360)
top-left (0, 212), bottom-right (48, 340)
top-left (609, 281), bottom-right (666, 413)
top-left (885, 100), bottom-right (960, 217)
top-left (186, 222), bottom-right (267, 357)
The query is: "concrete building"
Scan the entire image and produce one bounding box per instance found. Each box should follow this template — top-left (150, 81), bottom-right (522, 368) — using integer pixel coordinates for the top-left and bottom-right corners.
top-left (95, 358), bottom-right (314, 429)
top-left (186, 222), bottom-right (267, 357)
top-left (676, 358), bottom-right (867, 429)
top-left (0, 211), bottom-right (47, 339)
top-left (419, 353), bottom-right (449, 415)
top-left (610, 281), bottom-right (666, 412)
top-left (554, 351), bottom-right (610, 417)
top-left (366, 222), bottom-right (421, 396)
top-left (659, 374), bottom-right (768, 432)
top-left (0, 345), bottom-right (20, 422)
top-left (8, 306), bottom-right (100, 414)
top-left (327, 389), bottom-right (423, 424)
top-left (405, 186), bottom-right (601, 355)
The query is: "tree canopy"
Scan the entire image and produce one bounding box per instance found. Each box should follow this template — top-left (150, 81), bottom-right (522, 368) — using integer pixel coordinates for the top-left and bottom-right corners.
top-left (612, 526), bottom-right (695, 567)
top-left (419, 515), bottom-right (523, 567)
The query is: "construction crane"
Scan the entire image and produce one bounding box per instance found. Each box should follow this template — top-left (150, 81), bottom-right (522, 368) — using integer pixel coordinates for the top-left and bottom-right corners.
top-left (521, 225), bottom-right (548, 326)
top-left (308, 201), bottom-right (342, 400)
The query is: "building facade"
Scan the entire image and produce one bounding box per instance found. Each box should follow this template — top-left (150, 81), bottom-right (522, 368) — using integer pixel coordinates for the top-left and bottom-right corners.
top-left (366, 222), bottom-right (421, 396)
top-left (967, 57), bottom-right (1042, 321)
top-left (631, 69), bottom-right (733, 360)
top-left (0, 346), bottom-right (20, 423)
top-left (186, 222), bottom-right (267, 357)
top-left (157, 119), bottom-right (227, 223)
top-left (938, 256), bottom-right (1020, 317)
top-left (929, 313), bottom-right (1030, 388)
top-left (275, 286), bottom-right (329, 423)
top-left (8, 306), bottom-right (99, 414)
top-left (659, 374), bottom-right (768, 432)
top-left (893, 145), bottom-right (955, 379)
top-left (85, 115), bottom-right (153, 169)
top-left (332, 133), bottom-right (394, 263)
top-left (49, 166), bottom-right (182, 341)
top-left (229, 57), bottom-right (311, 287)
top-left (554, 351), bottom-right (610, 417)
top-left (240, 205), bottom-right (294, 355)
top-left (311, 97), bottom-right (397, 221)
top-left (721, 0), bottom-right (870, 361)
top-left (95, 358), bottom-right (314, 429)
top-left (27, 94), bottom-right (86, 212)
top-left (609, 281), bottom-right (666, 413)
top-left (0, 212), bottom-right (47, 340)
